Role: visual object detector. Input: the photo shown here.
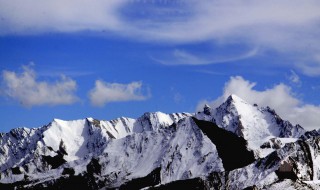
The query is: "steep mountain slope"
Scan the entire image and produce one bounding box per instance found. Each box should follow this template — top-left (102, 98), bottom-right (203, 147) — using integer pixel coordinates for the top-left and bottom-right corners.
top-left (149, 134), bottom-right (320, 190)
top-left (0, 94), bottom-right (319, 189)
top-left (196, 94), bottom-right (305, 157)
top-left (193, 118), bottom-right (255, 171)
top-left (0, 116), bottom-right (225, 189)
top-left (0, 112), bottom-right (191, 173)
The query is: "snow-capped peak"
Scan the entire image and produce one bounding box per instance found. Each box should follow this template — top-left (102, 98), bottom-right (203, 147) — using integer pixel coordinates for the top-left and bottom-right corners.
top-left (42, 118), bottom-right (90, 161)
top-left (134, 112), bottom-right (192, 132)
top-left (215, 94), bottom-right (273, 138)
top-left (196, 94), bottom-right (305, 157)
top-left (228, 94), bottom-right (247, 103)
top-left (0, 95), bottom-right (314, 189)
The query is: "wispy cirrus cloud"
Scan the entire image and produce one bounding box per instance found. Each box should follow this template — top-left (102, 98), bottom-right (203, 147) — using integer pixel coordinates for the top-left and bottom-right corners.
top-left (287, 70), bottom-right (301, 86)
top-left (197, 76), bottom-right (320, 130)
top-left (152, 48), bottom-right (258, 65)
top-left (1, 0), bottom-right (320, 75)
top-left (0, 65), bottom-right (79, 107)
top-left (88, 80), bottom-right (150, 107)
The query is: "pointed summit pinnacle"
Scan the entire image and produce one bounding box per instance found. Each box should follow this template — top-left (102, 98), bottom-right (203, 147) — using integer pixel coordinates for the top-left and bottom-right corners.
top-left (204, 104), bottom-right (211, 115)
top-left (227, 94), bottom-right (240, 101)
top-left (204, 104), bottom-right (211, 108)
top-left (226, 94), bottom-right (248, 105)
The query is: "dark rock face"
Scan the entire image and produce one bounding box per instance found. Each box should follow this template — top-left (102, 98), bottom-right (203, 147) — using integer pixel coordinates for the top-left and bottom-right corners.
top-left (27, 174), bottom-right (96, 190)
top-left (148, 172), bottom-right (225, 190)
top-left (301, 130), bottom-right (320, 140)
top-left (243, 185), bottom-right (259, 190)
top-left (119, 167), bottom-right (161, 190)
top-left (264, 107), bottom-right (305, 138)
top-left (275, 160), bottom-right (298, 181)
top-left (11, 167), bottom-right (22, 175)
top-left (260, 141), bottom-right (271, 149)
top-left (295, 140), bottom-right (314, 180)
top-left (256, 138), bottom-right (316, 182)
top-left (192, 117), bottom-right (255, 171)
top-left (0, 181), bottom-right (27, 190)
top-left (255, 151), bottom-right (281, 170)
top-left (42, 154), bottom-right (66, 169)
top-left (149, 177), bottom-right (208, 190)
top-left (62, 168), bottom-right (75, 176)
top-left (269, 138), bottom-right (282, 149)
top-left (41, 140), bottom-right (68, 169)
top-left (86, 158), bottom-right (101, 175)
top-left (203, 104), bottom-right (211, 115)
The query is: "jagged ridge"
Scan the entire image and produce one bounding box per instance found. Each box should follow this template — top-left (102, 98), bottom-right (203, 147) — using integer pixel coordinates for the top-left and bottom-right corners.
top-left (0, 94), bottom-right (319, 189)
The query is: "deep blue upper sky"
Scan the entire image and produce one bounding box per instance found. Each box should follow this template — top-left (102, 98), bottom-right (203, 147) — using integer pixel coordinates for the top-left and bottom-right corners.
top-left (1, 0), bottom-right (320, 131)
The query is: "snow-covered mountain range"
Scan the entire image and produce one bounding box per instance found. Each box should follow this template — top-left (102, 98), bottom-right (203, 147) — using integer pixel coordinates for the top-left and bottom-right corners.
top-left (1, 94), bottom-right (320, 189)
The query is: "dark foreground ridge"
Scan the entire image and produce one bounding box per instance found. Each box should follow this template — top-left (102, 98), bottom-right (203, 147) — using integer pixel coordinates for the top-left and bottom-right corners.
top-left (119, 167), bottom-right (161, 190)
top-left (192, 117), bottom-right (256, 171)
top-left (149, 172), bottom-right (226, 190)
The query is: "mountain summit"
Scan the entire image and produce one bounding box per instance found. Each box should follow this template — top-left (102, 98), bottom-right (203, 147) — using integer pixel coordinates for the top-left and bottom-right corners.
top-left (0, 95), bottom-right (319, 189)
top-left (196, 94), bottom-right (305, 157)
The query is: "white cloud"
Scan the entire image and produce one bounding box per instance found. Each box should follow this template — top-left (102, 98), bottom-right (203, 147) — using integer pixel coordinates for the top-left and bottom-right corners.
top-left (197, 76), bottom-right (320, 130)
top-left (88, 80), bottom-right (149, 106)
top-left (1, 65), bottom-right (78, 107)
top-left (0, 0), bottom-right (125, 34)
top-left (288, 70), bottom-right (301, 85)
top-left (152, 48), bottom-right (258, 65)
top-left (297, 59), bottom-right (320, 77)
top-left (1, 1), bottom-right (320, 75)
top-left (125, 0), bottom-right (320, 71)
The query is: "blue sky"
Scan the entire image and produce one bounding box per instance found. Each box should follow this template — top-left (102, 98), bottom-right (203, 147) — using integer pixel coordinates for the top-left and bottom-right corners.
top-left (1, 0), bottom-right (320, 131)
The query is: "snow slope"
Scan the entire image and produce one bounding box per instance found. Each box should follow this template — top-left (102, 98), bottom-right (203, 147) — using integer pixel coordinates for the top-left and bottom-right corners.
top-left (0, 112), bottom-right (192, 184)
top-left (95, 117), bottom-right (224, 187)
top-left (1, 94), bottom-right (319, 189)
top-left (196, 94), bottom-right (305, 157)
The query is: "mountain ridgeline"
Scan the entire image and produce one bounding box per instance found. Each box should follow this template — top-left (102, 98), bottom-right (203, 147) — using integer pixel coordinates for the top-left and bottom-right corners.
top-left (1, 94), bottom-right (320, 189)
